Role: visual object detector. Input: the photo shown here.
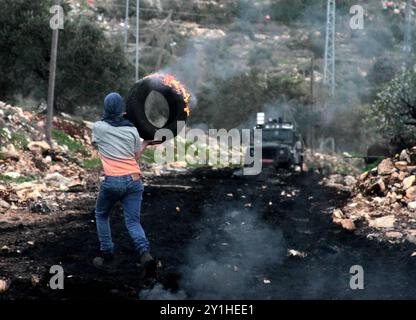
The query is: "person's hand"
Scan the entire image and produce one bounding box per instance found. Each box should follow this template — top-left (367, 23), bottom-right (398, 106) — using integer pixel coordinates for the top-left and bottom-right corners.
top-left (144, 140), bottom-right (164, 146)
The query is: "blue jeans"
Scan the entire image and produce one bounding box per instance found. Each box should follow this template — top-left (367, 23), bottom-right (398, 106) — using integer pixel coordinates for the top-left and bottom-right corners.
top-left (95, 175), bottom-right (150, 255)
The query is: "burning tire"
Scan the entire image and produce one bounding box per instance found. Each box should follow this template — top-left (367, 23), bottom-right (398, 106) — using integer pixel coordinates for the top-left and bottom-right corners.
top-left (126, 74), bottom-right (190, 141)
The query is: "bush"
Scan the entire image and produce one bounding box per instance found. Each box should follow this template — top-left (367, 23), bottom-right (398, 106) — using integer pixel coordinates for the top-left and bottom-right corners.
top-left (371, 71), bottom-right (416, 144)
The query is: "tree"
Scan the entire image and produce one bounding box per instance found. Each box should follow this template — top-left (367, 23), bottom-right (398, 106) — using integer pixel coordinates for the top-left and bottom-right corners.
top-left (0, 0), bottom-right (133, 116)
top-left (371, 71), bottom-right (416, 143)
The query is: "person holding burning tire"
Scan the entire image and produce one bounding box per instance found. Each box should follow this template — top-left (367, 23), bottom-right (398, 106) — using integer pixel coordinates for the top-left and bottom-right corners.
top-left (91, 92), bottom-right (157, 276)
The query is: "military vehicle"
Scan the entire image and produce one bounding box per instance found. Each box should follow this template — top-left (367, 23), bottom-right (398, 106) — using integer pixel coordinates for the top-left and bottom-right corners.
top-left (247, 113), bottom-right (304, 170)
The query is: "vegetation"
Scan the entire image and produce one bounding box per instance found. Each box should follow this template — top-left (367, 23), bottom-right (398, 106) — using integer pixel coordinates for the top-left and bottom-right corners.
top-left (0, 174), bottom-right (39, 183)
top-left (82, 157), bottom-right (102, 169)
top-left (371, 71), bottom-right (416, 144)
top-left (52, 129), bottom-right (87, 155)
top-left (0, 0), bottom-right (132, 116)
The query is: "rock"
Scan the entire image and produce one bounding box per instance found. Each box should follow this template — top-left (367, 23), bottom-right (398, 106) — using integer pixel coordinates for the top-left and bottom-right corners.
top-left (391, 202), bottom-right (402, 213)
top-left (407, 166), bottom-right (416, 174)
top-left (340, 219), bottom-right (356, 231)
top-left (360, 172), bottom-right (369, 181)
top-left (329, 174), bottom-right (344, 185)
top-left (406, 186), bottom-right (416, 200)
top-left (398, 171), bottom-right (408, 181)
top-left (0, 199), bottom-right (10, 209)
top-left (31, 275), bottom-right (40, 286)
top-left (0, 279), bottom-right (9, 293)
top-left (390, 172), bottom-right (400, 181)
top-left (0, 144), bottom-right (20, 160)
top-left (385, 231), bottom-right (403, 239)
top-left (287, 249), bottom-right (307, 258)
top-left (400, 149), bottom-right (411, 163)
top-left (407, 234), bottom-right (416, 245)
top-left (332, 208), bottom-right (344, 220)
top-left (168, 161), bottom-right (187, 169)
top-left (369, 215), bottom-right (396, 228)
top-left (408, 201), bottom-right (416, 211)
top-left (395, 161), bottom-right (408, 171)
top-left (44, 173), bottom-right (72, 187)
top-left (43, 155), bottom-right (52, 164)
top-left (27, 141), bottom-right (50, 153)
top-left (367, 179), bottom-right (386, 195)
top-left (344, 175), bottom-right (357, 187)
top-left (378, 159), bottom-right (395, 175)
top-left (403, 175), bottom-right (416, 190)
top-left (386, 192), bottom-right (398, 204)
top-left (29, 201), bottom-right (51, 214)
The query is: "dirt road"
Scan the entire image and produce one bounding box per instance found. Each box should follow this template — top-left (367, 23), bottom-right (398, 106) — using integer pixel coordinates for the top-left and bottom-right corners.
top-left (1, 168), bottom-right (416, 300)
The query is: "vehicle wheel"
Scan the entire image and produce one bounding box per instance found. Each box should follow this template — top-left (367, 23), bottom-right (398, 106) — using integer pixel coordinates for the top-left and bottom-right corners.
top-left (125, 77), bottom-right (189, 141)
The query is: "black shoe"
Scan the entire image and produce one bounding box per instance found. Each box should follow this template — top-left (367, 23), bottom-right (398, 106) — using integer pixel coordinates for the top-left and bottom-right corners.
top-left (139, 252), bottom-right (157, 279)
top-left (93, 252), bottom-right (115, 273)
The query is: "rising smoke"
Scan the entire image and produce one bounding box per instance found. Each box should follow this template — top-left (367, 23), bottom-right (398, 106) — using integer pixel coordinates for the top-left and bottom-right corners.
top-left (140, 206), bottom-right (285, 299)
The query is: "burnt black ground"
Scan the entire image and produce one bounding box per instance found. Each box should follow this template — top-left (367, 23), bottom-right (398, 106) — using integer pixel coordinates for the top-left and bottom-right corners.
top-left (1, 168), bottom-right (416, 300)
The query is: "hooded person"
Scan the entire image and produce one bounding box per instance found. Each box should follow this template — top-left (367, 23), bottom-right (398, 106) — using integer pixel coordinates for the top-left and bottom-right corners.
top-left (91, 92), bottom-right (156, 276)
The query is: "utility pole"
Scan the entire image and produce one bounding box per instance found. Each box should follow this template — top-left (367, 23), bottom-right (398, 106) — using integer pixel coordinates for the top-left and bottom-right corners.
top-left (46, 1), bottom-right (61, 146)
top-left (135, 0), bottom-right (140, 82)
top-left (323, 0), bottom-right (336, 97)
top-left (403, 0), bottom-right (413, 71)
top-left (310, 56), bottom-right (314, 100)
top-left (155, 11), bottom-right (173, 71)
top-left (124, 0), bottom-right (129, 51)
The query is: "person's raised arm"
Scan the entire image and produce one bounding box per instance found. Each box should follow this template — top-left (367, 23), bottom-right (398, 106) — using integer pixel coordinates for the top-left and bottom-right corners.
top-left (135, 140), bottom-right (163, 161)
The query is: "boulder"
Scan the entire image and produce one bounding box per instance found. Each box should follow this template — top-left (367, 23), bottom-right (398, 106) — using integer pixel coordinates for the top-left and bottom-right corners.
top-left (406, 186), bottom-right (416, 200)
top-left (360, 172), bottom-right (369, 181)
top-left (398, 171), bottom-right (409, 181)
top-left (385, 231), bottom-right (403, 239)
top-left (395, 161), bottom-right (408, 171)
top-left (27, 141), bottom-right (50, 154)
top-left (340, 219), bottom-right (356, 231)
top-left (332, 208), bottom-right (345, 222)
top-left (367, 178), bottom-right (386, 195)
top-left (0, 199), bottom-right (10, 209)
top-left (407, 166), bottom-right (416, 174)
top-left (408, 201), bottom-right (416, 211)
top-left (344, 175), bottom-right (357, 187)
top-left (369, 215), bottom-right (396, 228)
top-left (378, 159), bottom-right (394, 175)
top-left (0, 144), bottom-right (20, 160)
top-left (44, 173), bottom-right (72, 187)
top-left (0, 279), bottom-right (9, 293)
top-left (400, 149), bottom-right (411, 163)
top-left (403, 175), bottom-right (416, 190)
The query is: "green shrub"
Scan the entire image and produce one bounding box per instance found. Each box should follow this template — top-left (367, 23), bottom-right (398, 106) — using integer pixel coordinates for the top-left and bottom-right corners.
top-left (82, 158), bottom-right (102, 169)
top-left (52, 129), bottom-right (87, 154)
top-left (0, 174), bottom-right (38, 183)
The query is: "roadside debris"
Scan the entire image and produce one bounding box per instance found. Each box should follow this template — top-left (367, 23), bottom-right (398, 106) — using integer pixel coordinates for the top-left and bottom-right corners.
top-left (305, 150), bottom-right (364, 176)
top-left (0, 279), bottom-right (10, 293)
top-left (333, 147), bottom-right (416, 244)
top-left (0, 101), bottom-right (98, 215)
top-left (287, 249), bottom-right (307, 258)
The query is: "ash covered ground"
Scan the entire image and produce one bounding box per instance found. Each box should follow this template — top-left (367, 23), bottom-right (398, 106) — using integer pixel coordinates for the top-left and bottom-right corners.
top-left (1, 167), bottom-right (416, 300)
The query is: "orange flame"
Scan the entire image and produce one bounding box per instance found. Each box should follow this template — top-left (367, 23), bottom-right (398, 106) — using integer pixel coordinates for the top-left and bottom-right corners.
top-left (146, 73), bottom-right (191, 116)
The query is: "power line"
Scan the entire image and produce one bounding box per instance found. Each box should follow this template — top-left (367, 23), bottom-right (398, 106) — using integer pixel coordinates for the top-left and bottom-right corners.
top-left (323, 0), bottom-right (336, 97)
